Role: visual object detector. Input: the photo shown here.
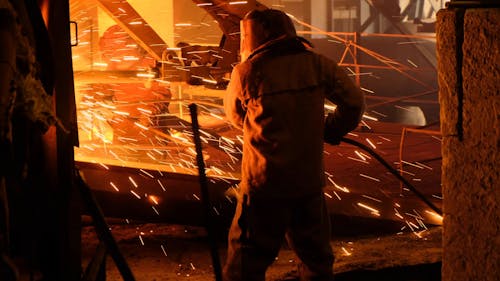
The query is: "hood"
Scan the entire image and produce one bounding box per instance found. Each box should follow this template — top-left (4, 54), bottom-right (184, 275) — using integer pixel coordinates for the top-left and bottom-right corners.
top-left (239, 9), bottom-right (297, 61)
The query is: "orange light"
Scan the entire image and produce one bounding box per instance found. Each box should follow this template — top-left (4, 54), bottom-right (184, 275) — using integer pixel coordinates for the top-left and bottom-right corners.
top-left (425, 210), bottom-right (443, 224)
top-left (148, 195), bottom-right (160, 205)
top-left (341, 247), bottom-right (352, 256)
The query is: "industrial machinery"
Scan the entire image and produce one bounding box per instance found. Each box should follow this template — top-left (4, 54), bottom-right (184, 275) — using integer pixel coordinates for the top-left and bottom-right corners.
top-left (70, 0), bottom-right (444, 234)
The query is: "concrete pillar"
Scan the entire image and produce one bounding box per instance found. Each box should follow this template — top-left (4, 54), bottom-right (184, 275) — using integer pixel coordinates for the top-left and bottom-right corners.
top-left (436, 7), bottom-right (499, 281)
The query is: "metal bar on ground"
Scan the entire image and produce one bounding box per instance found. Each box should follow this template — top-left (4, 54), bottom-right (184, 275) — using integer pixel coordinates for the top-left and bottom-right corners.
top-left (82, 241), bottom-right (107, 281)
top-left (76, 170), bottom-right (136, 281)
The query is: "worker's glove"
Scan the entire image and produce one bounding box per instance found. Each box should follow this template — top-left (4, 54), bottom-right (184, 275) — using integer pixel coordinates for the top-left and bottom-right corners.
top-left (324, 129), bottom-right (342, 145)
top-left (324, 113), bottom-right (343, 145)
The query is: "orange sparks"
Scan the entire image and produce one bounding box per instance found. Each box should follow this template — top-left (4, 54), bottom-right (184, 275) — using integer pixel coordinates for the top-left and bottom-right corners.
top-left (354, 150), bottom-right (366, 161)
top-left (378, 135), bottom-right (391, 142)
top-left (408, 221), bottom-right (419, 230)
top-left (93, 62), bottom-right (108, 67)
top-left (328, 178), bottom-right (350, 193)
top-left (425, 210), bottom-right (443, 223)
top-left (360, 87), bottom-right (375, 94)
top-left (202, 78), bottom-right (218, 85)
top-left (161, 245), bottom-right (168, 256)
top-left (229, 1), bottom-right (248, 5)
top-left (209, 112), bottom-right (224, 120)
top-left (157, 179), bottom-right (166, 191)
top-left (136, 73), bottom-right (155, 78)
top-left (110, 182), bottom-right (119, 192)
top-left (146, 152), bottom-right (157, 160)
top-left (401, 160), bottom-right (424, 169)
top-left (362, 114), bottom-right (378, 121)
top-left (187, 147), bottom-right (197, 156)
top-left (324, 104), bottom-right (337, 111)
top-left (130, 190), bottom-right (141, 199)
top-left (359, 173), bottom-right (380, 182)
top-left (333, 191), bottom-right (342, 200)
top-left (140, 169), bottom-right (155, 178)
top-left (415, 161), bottom-right (433, 170)
top-left (148, 195), bottom-right (160, 205)
top-left (357, 202), bottom-right (380, 216)
top-left (365, 138), bottom-right (376, 149)
top-left (361, 194), bottom-right (382, 203)
top-left (407, 59), bottom-right (418, 68)
top-left (221, 136), bottom-right (235, 144)
top-left (341, 247), bottom-right (352, 256)
top-left (123, 56), bottom-right (139, 61)
top-left (395, 211), bottom-right (404, 220)
top-left (96, 101), bottom-right (116, 109)
top-left (137, 107), bottom-right (153, 114)
top-left (129, 176), bottom-right (138, 188)
top-left (134, 122), bottom-right (149, 130)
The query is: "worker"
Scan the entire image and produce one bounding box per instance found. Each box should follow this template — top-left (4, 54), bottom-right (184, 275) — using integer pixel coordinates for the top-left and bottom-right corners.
top-left (223, 9), bottom-right (365, 281)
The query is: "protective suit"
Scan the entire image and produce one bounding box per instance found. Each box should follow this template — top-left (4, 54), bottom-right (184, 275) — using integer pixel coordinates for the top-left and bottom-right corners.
top-left (223, 9), bottom-right (365, 281)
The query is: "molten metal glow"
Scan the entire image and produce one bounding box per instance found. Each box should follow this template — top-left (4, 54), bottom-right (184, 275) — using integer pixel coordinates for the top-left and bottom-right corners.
top-left (148, 195), bottom-right (160, 205)
top-left (425, 210), bottom-right (443, 224)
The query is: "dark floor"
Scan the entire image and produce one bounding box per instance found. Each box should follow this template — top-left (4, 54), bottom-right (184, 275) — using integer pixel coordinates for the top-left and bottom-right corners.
top-left (78, 221), bottom-right (443, 281)
top-left (334, 262), bottom-right (441, 281)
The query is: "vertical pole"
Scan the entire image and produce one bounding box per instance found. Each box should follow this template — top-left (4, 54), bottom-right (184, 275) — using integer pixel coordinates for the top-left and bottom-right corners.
top-left (189, 103), bottom-right (223, 281)
top-left (353, 32), bottom-right (360, 86)
top-left (46, 0), bottom-right (81, 279)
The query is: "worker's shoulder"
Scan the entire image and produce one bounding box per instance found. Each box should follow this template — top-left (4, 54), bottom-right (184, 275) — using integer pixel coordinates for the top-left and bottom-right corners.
top-left (307, 50), bottom-right (337, 64)
top-left (231, 61), bottom-right (253, 77)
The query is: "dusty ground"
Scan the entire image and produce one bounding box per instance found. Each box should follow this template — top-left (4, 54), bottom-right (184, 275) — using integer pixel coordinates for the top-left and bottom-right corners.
top-left (81, 222), bottom-right (442, 281)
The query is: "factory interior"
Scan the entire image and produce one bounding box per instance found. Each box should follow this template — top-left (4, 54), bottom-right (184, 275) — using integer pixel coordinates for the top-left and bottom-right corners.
top-left (0, 0), bottom-right (498, 280)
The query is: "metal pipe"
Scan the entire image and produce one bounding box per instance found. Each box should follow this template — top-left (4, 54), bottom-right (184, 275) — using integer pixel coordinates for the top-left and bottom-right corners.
top-left (341, 137), bottom-right (443, 216)
top-left (189, 103), bottom-right (223, 281)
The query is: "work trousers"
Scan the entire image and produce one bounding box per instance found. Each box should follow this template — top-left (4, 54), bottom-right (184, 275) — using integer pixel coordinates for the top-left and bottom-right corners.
top-left (223, 190), bottom-right (334, 281)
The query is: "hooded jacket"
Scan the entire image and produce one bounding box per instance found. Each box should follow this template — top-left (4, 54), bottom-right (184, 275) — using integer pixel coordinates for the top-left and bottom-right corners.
top-left (224, 36), bottom-right (365, 198)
